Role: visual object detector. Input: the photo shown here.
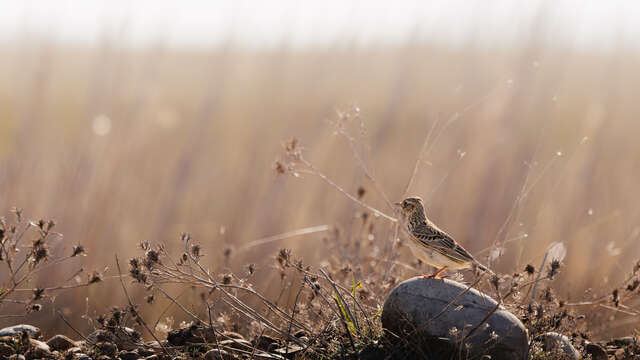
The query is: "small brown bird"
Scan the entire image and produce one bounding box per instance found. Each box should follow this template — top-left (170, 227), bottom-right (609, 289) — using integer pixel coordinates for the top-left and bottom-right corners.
top-left (395, 197), bottom-right (492, 279)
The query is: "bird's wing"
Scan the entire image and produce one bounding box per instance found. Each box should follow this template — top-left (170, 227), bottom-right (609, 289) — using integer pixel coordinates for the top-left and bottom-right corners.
top-left (412, 223), bottom-right (475, 263)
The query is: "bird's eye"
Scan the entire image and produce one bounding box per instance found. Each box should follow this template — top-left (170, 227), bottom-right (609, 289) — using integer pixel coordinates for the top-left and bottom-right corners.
top-left (402, 200), bottom-right (408, 208)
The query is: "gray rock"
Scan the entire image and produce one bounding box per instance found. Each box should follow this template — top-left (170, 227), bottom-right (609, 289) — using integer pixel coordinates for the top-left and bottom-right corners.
top-left (585, 342), bottom-right (607, 360)
top-left (47, 334), bottom-right (78, 351)
top-left (27, 338), bottom-right (51, 358)
top-left (203, 348), bottom-right (232, 360)
top-left (541, 332), bottom-right (579, 360)
top-left (8, 354), bottom-right (25, 360)
top-left (66, 346), bottom-right (83, 354)
top-left (118, 350), bottom-right (141, 360)
top-left (0, 342), bottom-right (15, 357)
top-left (0, 325), bottom-right (40, 338)
top-left (382, 277), bottom-right (528, 360)
top-left (86, 328), bottom-right (141, 351)
top-left (608, 336), bottom-right (637, 346)
top-left (95, 341), bottom-right (118, 357)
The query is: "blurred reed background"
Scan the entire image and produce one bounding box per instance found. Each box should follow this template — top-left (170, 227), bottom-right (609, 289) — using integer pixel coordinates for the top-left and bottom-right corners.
top-left (1, 0), bottom-right (639, 338)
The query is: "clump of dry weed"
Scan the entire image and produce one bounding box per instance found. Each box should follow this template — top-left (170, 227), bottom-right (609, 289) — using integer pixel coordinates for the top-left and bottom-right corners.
top-left (0, 208), bottom-right (100, 318)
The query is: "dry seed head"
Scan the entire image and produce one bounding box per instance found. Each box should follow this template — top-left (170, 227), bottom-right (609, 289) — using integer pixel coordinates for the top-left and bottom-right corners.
top-left (547, 260), bottom-right (561, 279)
top-left (145, 249), bottom-right (159, 265)
top-left (27, 304), bottom-right (42, 313)
top-left (274, 160), bottom-right (286, 175)
top-left (277, 248), bottom-right (291, 268)
top-left (88, 271), bottom-right (103, 284)
top-left (32, 288), bottom-right (44, 301)
top-left (283, 138), bottom-right (303, 160)
top-left (72, 244), bottom-right (86, 257)
top-left (525, 264), bottom-right (535, 275)
top-left (31, 239), bottom-right (49, 265)
top-left (222, 274), bottom-right (232, 285)
top-left (490, 274), bottom-right (500, 291)
top-left (190, 244), bottom-right (201, 258)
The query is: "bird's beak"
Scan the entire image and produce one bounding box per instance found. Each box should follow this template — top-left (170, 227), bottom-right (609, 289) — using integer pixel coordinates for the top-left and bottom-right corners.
top-left (394, 201), bottom-right (402, 207)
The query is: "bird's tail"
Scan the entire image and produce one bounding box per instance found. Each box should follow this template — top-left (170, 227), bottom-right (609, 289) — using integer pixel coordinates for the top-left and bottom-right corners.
top-left (473, 261), bottom-right (495, 276)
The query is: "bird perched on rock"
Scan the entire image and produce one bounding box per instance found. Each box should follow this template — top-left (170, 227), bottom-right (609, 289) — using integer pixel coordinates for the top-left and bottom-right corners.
top-left (395, 197), bottom-right (493, 279)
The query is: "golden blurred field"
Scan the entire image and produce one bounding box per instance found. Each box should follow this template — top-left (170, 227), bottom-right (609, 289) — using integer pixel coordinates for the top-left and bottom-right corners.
top-left (1, 36), bottom-right (639, 338)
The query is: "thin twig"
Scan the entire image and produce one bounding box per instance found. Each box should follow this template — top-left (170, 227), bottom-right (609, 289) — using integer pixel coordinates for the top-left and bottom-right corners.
top-left (240, 225), bottom-right (330, 251)
top-left (115, 256), bottom-right (170, 355)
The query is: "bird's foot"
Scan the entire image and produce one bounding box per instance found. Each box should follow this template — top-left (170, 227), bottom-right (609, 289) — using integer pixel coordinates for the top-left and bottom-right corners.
top-left (423, 266), bottom-right (448, 279)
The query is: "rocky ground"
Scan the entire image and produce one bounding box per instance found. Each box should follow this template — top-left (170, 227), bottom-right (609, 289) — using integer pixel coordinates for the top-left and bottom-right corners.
top-left (1, 278), bottom-right (638, 359)
top-left (0, 321), bottom-right (636, 360)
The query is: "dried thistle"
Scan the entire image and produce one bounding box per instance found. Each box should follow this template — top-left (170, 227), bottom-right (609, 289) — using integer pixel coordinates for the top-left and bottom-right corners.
top-left (525, 264), bottom-right (535, 275)
top-left (547, 260), bottom-right (561, 279)
top-left (274, 160), bottom-right (287, 175)
top-left (247, 263), bottom-right (255, 275)
top-left (71, 244), bottom-right (86, 257)
top-left (88, 271), bottom-right (103, 284)
top-left (627, 279), bottom-right (640, 292)
top-left (283, 138), bottom-right (303, 160)
top-left (27, 304), bottom-right (42, 313)
top-left (222, 274), bottom-right (232, 285)
top-left (190, 244), bottom-right (201, 258)
top-left (32, 288), bottom-right (45, 301)
top-left (144, 249), bottom-right (159, 268)
top-left (30, 238), bottom-right (49, 265)
top-left (277, 248), bottom-right (291, 269)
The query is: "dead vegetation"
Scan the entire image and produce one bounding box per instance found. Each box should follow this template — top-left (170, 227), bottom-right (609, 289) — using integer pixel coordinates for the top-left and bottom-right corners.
top-left (3, 110), bottom-right (639, 359)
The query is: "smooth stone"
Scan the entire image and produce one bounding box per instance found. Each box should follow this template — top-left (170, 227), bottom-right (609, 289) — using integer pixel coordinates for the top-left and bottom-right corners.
top-left (585, 342), bottom-right (608, 360)
top-left (203, 349), bottom-right (232, 360)
top-left (8, 355), bottom-right (25, 360)
top-left (0, 325), bottom-right (40, 338)
top-left (118, 350), bottom-right (141, 360)
top-left (0, 342), bottom-right (15, 356)
top-left (47, 334), bottom-right (78, 351)
top-left (27, 338), bottom-right (51, 358)
top-left (541, 332), bottom-right (579, 360)
top-left (66, 346), bottom-right (83, 354)
top-left (382, 277), bottom-right (528, 360)
top-left (608, 336), bottom-right (637, 347)
top-left (86, 328), bottom-right (140, 351)
top-left (96, 341), bottom-right (118, 357)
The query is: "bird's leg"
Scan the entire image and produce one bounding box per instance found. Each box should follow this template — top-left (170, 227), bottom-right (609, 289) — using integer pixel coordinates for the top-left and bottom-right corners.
top-left (423, 266), bottom-right (448, 279)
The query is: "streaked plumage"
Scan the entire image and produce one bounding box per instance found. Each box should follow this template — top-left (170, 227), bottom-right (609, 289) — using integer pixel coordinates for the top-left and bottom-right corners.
top-left (396, 197), bottom-right (491, 277)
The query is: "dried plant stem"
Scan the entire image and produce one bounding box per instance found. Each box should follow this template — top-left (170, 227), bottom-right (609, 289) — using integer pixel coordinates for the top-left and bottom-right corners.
top-left (334, 125), bottom-right (396, 212)
top-left (528, 252), bottom-right (548, 305)
top-left (115, 256), bottom-right (170, 356)
top-left (297, 161), bottom-right (397, 222)
top-left (240, 225), bottom-right (330, 251)
top-left (284, 281), bottom-right (305, 355)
